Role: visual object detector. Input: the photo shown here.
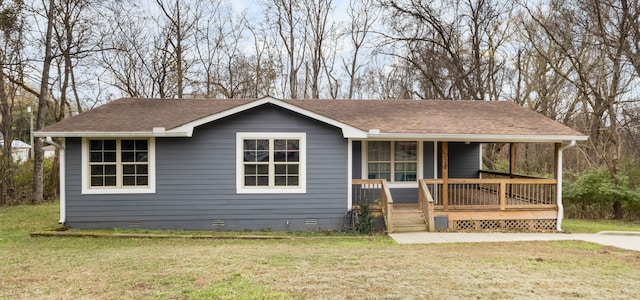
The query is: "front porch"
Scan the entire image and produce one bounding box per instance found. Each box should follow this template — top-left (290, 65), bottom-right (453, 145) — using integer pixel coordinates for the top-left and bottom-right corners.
top-left (350, 139), bottom-right (574, 232)
top-left (352, 172), bottom-right (559, 232)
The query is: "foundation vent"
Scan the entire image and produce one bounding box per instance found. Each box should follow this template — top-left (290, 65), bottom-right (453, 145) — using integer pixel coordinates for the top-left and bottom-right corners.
top-left (211, 220), bottom-right (225, 227)
top-left (304, 219), bottom-right (319, 225)
top-left (128, 221), bottom-right (143, 228)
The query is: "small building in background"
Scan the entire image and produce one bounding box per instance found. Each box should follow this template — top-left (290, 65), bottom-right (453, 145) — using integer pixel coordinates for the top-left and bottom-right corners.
top-left (0, 139), bottom-right (31, 162)
top-left (43, 145), bottom-right (56, 159)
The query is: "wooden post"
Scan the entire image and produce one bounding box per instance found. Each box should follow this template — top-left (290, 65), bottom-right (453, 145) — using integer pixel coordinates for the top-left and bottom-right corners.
top-left (509, 143), bottom-right (516, 178)
top-left (442, 142), bottom-right (449, 211)
top-left (554, 143), bottom-right (561, 179)
top-left (427, 199), bottom-right (435, 232)
top-left (499, 181), bottom-right (506, 210)
top-left (509, 143), bottom-right (516, 198)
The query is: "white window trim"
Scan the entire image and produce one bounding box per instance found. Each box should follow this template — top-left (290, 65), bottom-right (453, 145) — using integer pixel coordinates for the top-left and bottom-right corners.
top-left (81, 138), bottom-right (156, 194)
top-left (236, 132), bottom-right (307, 194)
top-left (362, 140), bottom-right (423, 188)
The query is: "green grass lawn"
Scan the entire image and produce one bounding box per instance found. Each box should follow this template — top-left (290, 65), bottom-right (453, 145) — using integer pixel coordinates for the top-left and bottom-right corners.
top-left (562, 218), bottom-right (640, 233)
top-left (2, 202), bottom-right (640, 299)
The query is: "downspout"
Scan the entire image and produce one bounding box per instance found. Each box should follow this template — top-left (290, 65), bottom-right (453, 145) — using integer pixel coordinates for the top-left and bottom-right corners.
top-left (556, 140), bottom-right (576, 231)
top-left (46, 136), bottom-right (63, 149)
top-left (347, 138), bottom-right (353, 211)
top-left (46, 136), bottom-right (66, 224)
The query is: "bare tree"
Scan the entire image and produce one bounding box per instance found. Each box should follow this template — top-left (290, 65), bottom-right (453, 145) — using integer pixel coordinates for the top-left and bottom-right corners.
top-left (246, 23), bottom-right (278, 98)
top-left (32, 0), bottom-right (56, 203)
top-left (0, 0), bottom-right (25, 205)
top-left (342, 0), bottom-right (378, 99)
top-left (100, 2), bottom-right (177, 98)
top-left (622, 0), bottom-right (640, 76)
top-left (99, 1), bottom-right (201, 99)
top-left (303, 0), bottom-right (333, 99)
top-left (48, 0), bottom-right (109, 119)
top-left (261, 0), bottom-right (307, 99)
top-left (154, 0), bottom-right (200, 99)
top-left (379, 0), bottom-right (512, 100)
top-left (192, 3), bottom-right (265, 98)
top-left (523, 0), bottom-right (637, 218)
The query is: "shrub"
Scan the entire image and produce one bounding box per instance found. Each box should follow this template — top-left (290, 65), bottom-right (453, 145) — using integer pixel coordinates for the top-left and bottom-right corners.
top-left (357, 203), bottom-right (373, 234)
top-left (563, 168), bottom-right (640, 220)
top-left (4, 158), bottom-right (57, 205)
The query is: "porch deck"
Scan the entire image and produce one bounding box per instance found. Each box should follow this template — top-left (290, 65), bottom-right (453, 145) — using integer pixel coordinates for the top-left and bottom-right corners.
top-left (352, 176), bottom-right (559, 232)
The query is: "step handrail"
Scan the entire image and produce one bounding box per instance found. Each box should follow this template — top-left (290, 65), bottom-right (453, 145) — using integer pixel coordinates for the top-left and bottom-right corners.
top-left (351, 179), bottom-right (394, 233)
top-left (380, 179), bottom-right (394, 233)
top-left (418, 179), bottom-right (435, 232)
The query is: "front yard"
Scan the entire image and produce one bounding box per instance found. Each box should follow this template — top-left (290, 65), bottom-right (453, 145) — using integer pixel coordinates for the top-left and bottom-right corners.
top-left (1, 202), bottom-right (640, 299)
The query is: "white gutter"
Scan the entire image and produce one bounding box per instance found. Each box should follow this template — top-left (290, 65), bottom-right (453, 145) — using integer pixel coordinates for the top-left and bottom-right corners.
top-left (556, 140), bottom-right (577, 231)
top-left (46, 137), bottom-right (66, 224)
top-left (366, 133), bottom-right (588, 143)
top-left (35, 131), bottom-right (190, 138)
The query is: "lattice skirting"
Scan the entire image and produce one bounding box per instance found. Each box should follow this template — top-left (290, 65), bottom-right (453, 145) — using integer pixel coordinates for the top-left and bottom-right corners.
top-left (451, 219), bottom-right (557, 232)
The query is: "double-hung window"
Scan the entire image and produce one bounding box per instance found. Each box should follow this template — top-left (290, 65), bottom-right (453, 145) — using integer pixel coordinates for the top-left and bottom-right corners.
top-left (82, 138), bottom-right (155, 194)
top-left (237, 133), bottom-right (306, 193)
top-left (367, 141), bottom-right (417, 182)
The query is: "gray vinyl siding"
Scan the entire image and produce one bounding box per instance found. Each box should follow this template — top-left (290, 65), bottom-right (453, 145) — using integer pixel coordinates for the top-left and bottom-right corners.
top-left (352, 141), bottom-right (362, 179)
top-left (64, 104), bottom-right (349, 231)
top-left (423, 141), bottom-right (435, 178)
top-left (437, 142), bottom-right (481, 178)
top-left (389, 188), bottom-right (418, 204)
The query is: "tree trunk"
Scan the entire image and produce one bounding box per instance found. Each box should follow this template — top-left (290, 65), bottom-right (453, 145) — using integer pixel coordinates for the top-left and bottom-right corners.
top-left (33, 0), bottom-right (56, 203)
top-left (612, 201), bottom-right (623, 220)
top-left (0, 72), bottom-right (13, 205)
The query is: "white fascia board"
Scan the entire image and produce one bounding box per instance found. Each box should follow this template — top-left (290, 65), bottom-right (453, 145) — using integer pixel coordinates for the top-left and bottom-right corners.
top-left (34, 131), bottom-right (190, 138)
top-left (167, 96), bottom-right (368, 138)
top-left (366, 133), bottom-right (588, 143)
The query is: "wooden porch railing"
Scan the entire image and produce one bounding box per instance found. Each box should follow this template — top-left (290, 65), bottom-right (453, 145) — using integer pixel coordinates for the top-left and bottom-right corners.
top-left (352, 179), bottom-right (394, 232)
top-left (479, 170), bottom-right (544, 179)
top-left (418, 179), bottom-right (435, 232)
top-left (421, 177), bottom-right (557, 211)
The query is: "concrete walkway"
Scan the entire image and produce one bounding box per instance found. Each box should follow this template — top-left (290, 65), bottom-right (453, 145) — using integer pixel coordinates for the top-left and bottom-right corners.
top-left (389, 231), bottom-right (640, 251)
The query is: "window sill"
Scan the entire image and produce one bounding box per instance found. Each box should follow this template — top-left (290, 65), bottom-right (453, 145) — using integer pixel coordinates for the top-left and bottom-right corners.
top-left (237, 187), bottom-right (306, 194)
top-left (81, 187), bottom-right (156, 194)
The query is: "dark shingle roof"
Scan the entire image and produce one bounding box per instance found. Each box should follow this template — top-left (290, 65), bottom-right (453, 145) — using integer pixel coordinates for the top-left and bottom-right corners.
top-left (36, 97), bottom-right (586, 141)
top-left (39, 98), bottom-right (253, 133)
top-left (287, 100), bottom-right (580, 136)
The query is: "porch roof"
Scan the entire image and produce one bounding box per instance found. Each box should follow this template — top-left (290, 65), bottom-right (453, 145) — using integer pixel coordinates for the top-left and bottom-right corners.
top-left (36, 97), bottom-right (587, 142)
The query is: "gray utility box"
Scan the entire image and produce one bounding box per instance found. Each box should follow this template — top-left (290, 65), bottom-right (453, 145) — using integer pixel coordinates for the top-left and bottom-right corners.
top-left (434, 215), bottom-right (448, 230)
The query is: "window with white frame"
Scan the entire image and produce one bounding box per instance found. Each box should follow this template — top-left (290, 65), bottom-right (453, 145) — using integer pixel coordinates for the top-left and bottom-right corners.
top-left (83, 138), bottom-right (155, 194)
top-left (367, 141), bottom-right (417, 182)
top-left (237, 133), bottom-right (306, 193)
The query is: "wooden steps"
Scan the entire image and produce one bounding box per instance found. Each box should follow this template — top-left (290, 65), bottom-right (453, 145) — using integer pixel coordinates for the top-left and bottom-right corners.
top-left (391, 204), bottom-right (427, 232)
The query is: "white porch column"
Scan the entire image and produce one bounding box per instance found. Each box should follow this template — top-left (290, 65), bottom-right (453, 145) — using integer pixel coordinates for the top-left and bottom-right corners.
top-left (347, 138), bottom-right (353, 211)
top-left (556, 140), bottom-right (576, 231)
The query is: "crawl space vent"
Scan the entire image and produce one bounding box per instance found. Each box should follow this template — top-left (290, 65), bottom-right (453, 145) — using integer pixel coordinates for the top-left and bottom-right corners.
top-left (304, 219), bottom-right (319, 225)
top-left (211, 220), bottom-right (225, 227)
top-left (128, 221), bottom-right (143, 228)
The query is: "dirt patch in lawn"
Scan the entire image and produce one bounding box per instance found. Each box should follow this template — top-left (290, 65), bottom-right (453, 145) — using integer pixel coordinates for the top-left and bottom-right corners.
top-left (2, 236), bottom-right (640, 299)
